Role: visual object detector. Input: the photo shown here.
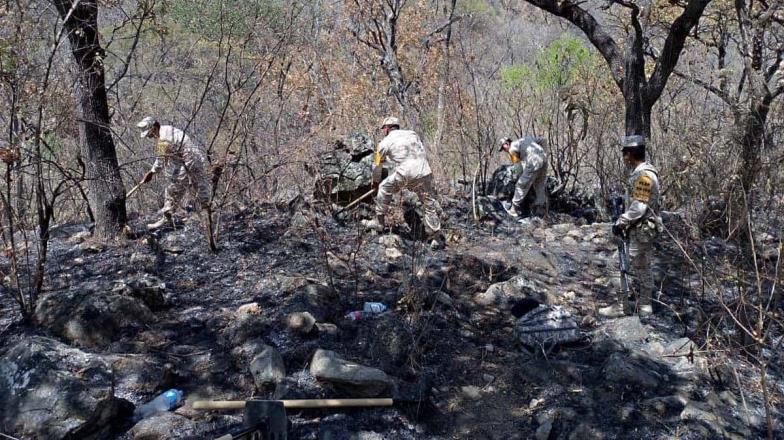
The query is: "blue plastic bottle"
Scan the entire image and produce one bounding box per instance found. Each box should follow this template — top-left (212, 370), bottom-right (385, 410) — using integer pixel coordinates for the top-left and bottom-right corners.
top-left (133, 389), bottom-right (184, 421)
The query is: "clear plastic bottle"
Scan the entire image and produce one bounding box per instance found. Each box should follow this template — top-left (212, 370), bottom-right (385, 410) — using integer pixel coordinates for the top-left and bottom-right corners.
top-left (134, 389), bottom-right (184, 421)
top-left (363, 302), bottom-right (387, 314)
top-left (345, 310), bottom-right (363, 321)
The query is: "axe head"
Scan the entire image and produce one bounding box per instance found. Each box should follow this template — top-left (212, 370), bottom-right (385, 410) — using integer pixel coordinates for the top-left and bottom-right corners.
top-left (244, 400), bottom-right (287, 440)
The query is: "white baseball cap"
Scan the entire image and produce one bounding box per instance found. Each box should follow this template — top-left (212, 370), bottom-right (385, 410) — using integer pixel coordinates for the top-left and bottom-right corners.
top-left (136, 116), bottom-right (158, 138)
top-left (380, 116), bottom-right (400, 128)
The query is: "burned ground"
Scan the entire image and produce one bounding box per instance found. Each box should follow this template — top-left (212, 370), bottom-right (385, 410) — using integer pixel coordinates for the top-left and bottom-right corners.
top-left (0, 200), bottom-right (781, 440)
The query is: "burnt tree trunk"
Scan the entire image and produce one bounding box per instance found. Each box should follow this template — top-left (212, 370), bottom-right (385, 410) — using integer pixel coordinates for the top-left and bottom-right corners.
top-left (52, 0), bottom-right (126, 236)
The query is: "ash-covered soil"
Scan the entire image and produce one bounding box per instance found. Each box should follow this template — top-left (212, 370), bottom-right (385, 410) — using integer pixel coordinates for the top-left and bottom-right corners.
top-left (0, 198), bottom-right (781, 440)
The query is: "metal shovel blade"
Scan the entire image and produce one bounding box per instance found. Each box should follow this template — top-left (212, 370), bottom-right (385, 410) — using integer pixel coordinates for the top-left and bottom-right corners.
top-left (244, 400), bottom-right (287, 440)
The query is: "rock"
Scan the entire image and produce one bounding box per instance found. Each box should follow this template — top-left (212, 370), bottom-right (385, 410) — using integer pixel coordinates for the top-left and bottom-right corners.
top-left (236, 302), bottom-right (261, 317)
top-left (603, 352), bottom-right (663, 389)
top-left (474, 276), bottom-right (549, 310)
top-left (250, 345), bottom-right (286, 387)
top-left (69, 229), bottom-right (93, 243)
top-left (569, 422), bottom-right (604, 440)
top-left (593, 316), bottom-right (650, 350)
top-left (0, 336), bottom-right (133, 439)
top-left (288, 312), bottom-right (317, 335)
top-left (385, 247), bottom-right (404, 260)
top-left (363, 314), bottom-right (413, 370)
top-left (230, 338), bottom-right (269, 368)
top-left (130, 411), bottom-right (197, 439)
top-left (535, 419), bottom-right (553, 440)
top-left (326, 251), bottom-right (351, 277)
top-left (130, 252), bottom-right (157, 268)
top-left (221, 314), bottom-right (269, 347)
top-left (679, 401), bottom-right (731, 437)
top-left (316, 322), bottom-right (339, 335)
top-left (461, 385), bottom-right (481, 400)
top-left (112, 274), bottom-right (167, 310)
top-left (35, 285), bottom-right (155, 348)
top-left (104, 354), bottom-right (166, 397)
top-left (378, 234), bottom-right (403, 248)
top-left (309, 349), bottom-right (393, 397)
top-left (312, 133), bottom-right (391, 203)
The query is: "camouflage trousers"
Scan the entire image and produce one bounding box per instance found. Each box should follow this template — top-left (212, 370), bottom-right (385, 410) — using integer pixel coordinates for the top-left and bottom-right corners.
top-left (375, 172), bottom-right (441, 232)
top-left (512, 159), bottom-right (548, 216)
top-left (628, 226), bottom-right (655, 307)
top-left (162, 160), bottom-right (211, 214)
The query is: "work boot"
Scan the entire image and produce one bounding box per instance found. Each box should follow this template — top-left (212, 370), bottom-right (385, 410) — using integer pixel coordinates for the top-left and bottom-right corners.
top-left (147, 212), bottom-right (172, 230)
top-left (502, 201), bottom-right (519, 218)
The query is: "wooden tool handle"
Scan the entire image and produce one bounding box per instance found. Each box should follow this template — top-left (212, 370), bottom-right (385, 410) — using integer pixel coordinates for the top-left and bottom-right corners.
top-left (126, 182), bottom-right (143, 198)
top-left (192, 398), bottom-right (393, 411)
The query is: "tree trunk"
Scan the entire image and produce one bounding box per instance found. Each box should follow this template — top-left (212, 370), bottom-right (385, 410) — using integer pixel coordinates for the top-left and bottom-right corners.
top-left (737, 99), bottom-right (770, 195)
top-left (52, 0), bottom-right (127, 236)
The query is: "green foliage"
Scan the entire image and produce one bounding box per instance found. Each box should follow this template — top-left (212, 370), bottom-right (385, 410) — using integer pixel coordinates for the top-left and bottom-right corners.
top-left (534, 35), bottom-right (591, 89)
top-left (500, 65), bottom-right (533, 89)
top-left (0, 38), bottom-right (17, 73)
top-left (162, 0), bottom-right (283, 40)
top-left (457, 0), bottom-right (495, 17)
top-left (500, 34), bottom-right (592, 91)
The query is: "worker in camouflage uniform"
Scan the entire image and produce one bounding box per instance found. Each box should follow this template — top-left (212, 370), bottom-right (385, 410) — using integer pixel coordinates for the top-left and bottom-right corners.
top-left (498, 136), bottom-right (548, 218)
top-left (605, 134), bottom-right (662, 317)
top-left (136, 117), bottom-right (211, 230)
top-left (365, 117), bottom-right (441, 234)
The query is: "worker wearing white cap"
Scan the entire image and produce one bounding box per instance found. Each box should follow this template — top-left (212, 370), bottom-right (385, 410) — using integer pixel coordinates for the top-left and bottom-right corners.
top-left (367, 117), bottom-right (441, 234)
top-left (135, 117), bottom-right (211, 230)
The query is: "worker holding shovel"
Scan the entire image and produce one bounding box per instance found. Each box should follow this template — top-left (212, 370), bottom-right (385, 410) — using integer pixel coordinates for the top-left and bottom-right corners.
top-left (133, 117), bottom-right (216, 250)
top-left (362, 117), bottom-right (442, 235)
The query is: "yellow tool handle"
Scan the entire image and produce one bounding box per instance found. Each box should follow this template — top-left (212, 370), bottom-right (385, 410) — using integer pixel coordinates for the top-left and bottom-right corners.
top-left (193, 398), bottom-right (393, 411)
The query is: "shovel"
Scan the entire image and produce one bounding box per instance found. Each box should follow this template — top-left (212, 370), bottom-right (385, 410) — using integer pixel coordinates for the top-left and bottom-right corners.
top-left (332, 187), bottom-right (377, 219)
top-left (197, 398), bottom-right (393, 440)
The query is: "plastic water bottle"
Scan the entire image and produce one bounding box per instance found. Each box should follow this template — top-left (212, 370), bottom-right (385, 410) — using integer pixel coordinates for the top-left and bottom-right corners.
top-left (345, 310), bottom-right (363, 321)
top-left (134, 389), bottom-right (184, 421)
top-left (345, 302), bottom-right (387, 321)
top-left (363, 302), bottom-right (387, 314)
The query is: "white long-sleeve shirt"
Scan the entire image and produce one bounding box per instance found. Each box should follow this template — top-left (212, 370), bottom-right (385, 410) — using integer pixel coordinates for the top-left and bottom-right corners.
top-left (509, 137), bottom-right (547, 169)
top-left (149, 125), bottom-right (206, 173)
top-left (376, 129), bottom-right (432, 179)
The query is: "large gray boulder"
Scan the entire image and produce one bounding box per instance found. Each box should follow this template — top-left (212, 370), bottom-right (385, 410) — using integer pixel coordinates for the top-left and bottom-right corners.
top-left (474, 276), bottom-right (550, 310)
top-left (0, 336), bottom-right (133, 439)
top-left (35, 284), bottom-right (155, 348)
top-left (309, 349), bottom-right (393, 397)
top-left (312, 133), bottom-right (385, 204)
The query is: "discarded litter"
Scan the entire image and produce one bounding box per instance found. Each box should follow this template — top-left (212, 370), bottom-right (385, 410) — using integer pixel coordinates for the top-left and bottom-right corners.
top-left (345, 302), bottom-right (388, 321)
top-left (134, 389), bottom-right (184, 421)
top-left (363, 302), bottom-right (387, 314)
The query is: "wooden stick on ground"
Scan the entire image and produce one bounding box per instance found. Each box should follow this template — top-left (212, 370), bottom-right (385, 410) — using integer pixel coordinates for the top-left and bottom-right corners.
top-left (192, 398), bottom-right (394, 411)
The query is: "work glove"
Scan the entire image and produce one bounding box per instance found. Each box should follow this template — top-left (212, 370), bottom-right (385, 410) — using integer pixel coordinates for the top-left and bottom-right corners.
top-left (371, 165), bottom-right (383, 186)
top-left (612, 223), bottom-right (624, 237)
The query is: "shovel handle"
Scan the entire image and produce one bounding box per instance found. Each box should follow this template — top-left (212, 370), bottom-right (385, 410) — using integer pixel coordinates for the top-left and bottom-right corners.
top-left (193, 398), bottom-right (393, 411)
top-left (126, 182), bottom-right (144, 199)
